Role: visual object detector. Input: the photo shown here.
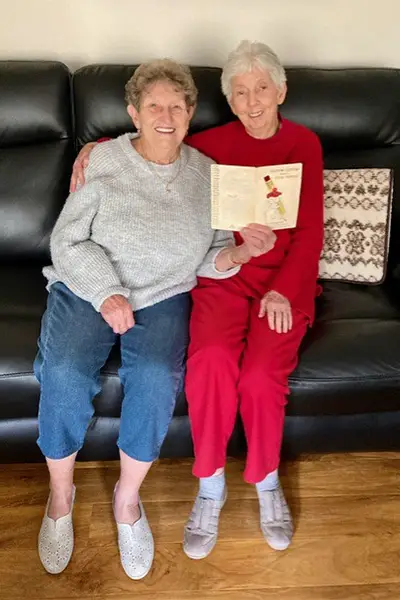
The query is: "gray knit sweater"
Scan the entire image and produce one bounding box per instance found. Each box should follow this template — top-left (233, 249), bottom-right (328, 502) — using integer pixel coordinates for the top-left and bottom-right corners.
top-left (43, 134), bottom-right (239, 311)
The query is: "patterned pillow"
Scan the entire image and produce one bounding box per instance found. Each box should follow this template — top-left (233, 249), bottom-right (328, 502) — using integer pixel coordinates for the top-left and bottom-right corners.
top-left (319, 168), bottom-right (393, 284)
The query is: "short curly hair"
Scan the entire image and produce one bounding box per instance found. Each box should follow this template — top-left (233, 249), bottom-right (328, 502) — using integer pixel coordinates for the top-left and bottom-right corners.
top-left (125, 59), bottom-right (198, 110)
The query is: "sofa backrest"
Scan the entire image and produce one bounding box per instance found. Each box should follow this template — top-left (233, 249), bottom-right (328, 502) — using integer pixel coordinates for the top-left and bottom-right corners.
top-left (73, 64), bottom-right (400, 281)
top-left (74, 65), bottom-right (400, 150)
top-left (1, 61), bottom-right (399, 280)
top-left (0, 61), bottom-right (73, 265)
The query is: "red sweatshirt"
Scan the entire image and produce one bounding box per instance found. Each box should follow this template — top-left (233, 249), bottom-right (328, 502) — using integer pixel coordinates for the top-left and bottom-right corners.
top-left (186, 118), bottom-right (324, 323)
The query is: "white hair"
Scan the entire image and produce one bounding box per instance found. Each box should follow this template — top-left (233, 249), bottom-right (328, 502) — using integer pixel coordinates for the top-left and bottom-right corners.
top-left (221, 40), bottom-right (286, 99)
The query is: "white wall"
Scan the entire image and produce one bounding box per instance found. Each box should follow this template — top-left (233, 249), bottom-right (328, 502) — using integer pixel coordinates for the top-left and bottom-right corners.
top-left (1, 0), bottom-right (399, 70)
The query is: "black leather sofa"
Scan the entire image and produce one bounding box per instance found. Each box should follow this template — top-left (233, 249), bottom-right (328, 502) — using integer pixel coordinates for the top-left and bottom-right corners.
top-left (1, 61), bottom-right (399, 464)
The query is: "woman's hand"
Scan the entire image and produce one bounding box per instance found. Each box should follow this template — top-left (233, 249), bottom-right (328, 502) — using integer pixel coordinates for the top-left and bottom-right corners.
top-left (70, 142), bottom-right (97, 192)
top-left (239, 223), bottom-right (276, 260)
top-left (100, 295), bottom-right (135, 334)
top-left (215, 224), bottom-right (276, 272)
top-left (259, 290), bottom-right (292, 334)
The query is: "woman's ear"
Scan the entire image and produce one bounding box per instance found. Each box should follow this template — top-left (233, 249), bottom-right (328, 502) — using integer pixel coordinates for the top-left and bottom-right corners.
top-left (277, 82), bottom-right (287, 105)
top-left (127, 104), bottom-right (140, 129)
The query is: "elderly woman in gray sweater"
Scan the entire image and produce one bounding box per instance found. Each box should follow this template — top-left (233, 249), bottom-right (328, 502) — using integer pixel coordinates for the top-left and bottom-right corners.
top-left (35, 58), bottom-right (275, 580)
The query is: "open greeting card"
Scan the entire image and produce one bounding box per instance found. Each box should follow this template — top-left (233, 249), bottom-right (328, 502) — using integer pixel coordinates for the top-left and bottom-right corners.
top-left (211, 162), bottom-right (303, 231)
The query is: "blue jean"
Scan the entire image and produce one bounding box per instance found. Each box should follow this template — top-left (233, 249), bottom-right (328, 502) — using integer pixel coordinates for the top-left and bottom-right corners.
top-left (34, 283), bottom-right (190, 461)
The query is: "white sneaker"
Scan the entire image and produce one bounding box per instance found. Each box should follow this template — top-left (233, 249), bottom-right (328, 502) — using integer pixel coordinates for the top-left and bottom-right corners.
top-left (114, 497), bottom-right (154, 580)
top-left (183, 490), bottom-right (227, 559)
top-left (38, 486), bottom-right (76, 574)
top-left (258, 483), bottom-right (293, 551)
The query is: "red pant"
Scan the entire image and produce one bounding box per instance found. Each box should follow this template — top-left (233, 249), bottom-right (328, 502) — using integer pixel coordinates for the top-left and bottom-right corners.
top-left (185, 279), bottom-right (308, 484)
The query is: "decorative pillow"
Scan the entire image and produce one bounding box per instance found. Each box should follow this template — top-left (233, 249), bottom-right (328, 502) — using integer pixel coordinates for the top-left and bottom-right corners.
top-left (319, 168), bottom-right (393, 284)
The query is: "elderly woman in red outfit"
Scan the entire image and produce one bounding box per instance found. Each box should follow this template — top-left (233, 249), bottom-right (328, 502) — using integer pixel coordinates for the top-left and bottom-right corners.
top-left (181, 40), bottom-right (324, 559)
top-left (71, 40), bottom-right (324, 559)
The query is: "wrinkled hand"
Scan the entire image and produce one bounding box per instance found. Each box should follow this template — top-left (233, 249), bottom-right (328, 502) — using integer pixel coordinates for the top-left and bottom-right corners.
top-left (100, 295), bottom-right (135, 334)
top-left (259, 290), bottom-right (292, 334)
top-left (69, 142), bottom-right (97, 192)
top-left (240, 223), bottom-right (276, 259)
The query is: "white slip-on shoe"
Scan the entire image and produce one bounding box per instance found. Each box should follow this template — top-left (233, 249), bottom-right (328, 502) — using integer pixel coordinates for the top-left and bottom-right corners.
top-left (183, 489), bottom-right (227, 560)
top-left (114, 494), bottom-right (154, 580)
top-left (38, 485), bottom-right (76, 574)
top-left (258, 483), bottom-right (293, 551)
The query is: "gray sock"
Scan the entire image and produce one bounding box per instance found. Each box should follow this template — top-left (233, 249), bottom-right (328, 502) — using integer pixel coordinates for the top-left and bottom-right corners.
top-left (199, 471), bottom-right (226, 501)
top-left (255, 469), bottom-right (279, 495)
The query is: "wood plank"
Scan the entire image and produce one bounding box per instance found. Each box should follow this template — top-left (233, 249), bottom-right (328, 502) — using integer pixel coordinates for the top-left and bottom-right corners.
top-left (278, 452), bottom-right (400, 498)
top-left (1, 454), bottom-right (399, 600)
top-left (0, 504), bottom-right (92, 550)
top-left (1, 534), bottom-right (399, 598)
top-left (9, 584), bottom-right (400, 600)
top-left (89, 494), bottom-right (400, 544)
top-left (1, 453), bottom-right (400, 509)
top-left (3, 493), bottom-right (398, 550)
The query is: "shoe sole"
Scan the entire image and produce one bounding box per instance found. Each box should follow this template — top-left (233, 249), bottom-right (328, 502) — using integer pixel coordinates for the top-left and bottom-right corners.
top-left (39, 559), bottom-right (72, 575)
top-left (265, 539), bottom-right (291, 551)
top-left (183, 539), bottom-right (217, 560)
top-left (122, 559), bottom-right (154, 580)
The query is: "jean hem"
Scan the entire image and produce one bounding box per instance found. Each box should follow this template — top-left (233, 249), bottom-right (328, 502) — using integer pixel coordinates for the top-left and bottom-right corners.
top-left (37, 441), bottom-right (82, 460)
top-left (117, 442), bottom-right (158, 463)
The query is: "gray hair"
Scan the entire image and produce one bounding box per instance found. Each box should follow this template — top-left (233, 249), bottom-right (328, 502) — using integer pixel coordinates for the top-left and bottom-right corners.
top-left (125, 59), bottom-right (198, 110)
top-left (221, 40), bottom-right (286, 99)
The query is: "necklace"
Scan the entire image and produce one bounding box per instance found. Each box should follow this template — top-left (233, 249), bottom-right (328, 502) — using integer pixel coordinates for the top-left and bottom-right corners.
top-left (147, 154), bottom-right (182, 193)
top-left (135, 140), bottom-right (182, 193)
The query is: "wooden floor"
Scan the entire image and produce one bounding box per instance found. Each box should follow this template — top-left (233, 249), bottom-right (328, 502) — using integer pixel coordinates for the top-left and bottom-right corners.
top-left (0, 453), bottom-right (399, 600)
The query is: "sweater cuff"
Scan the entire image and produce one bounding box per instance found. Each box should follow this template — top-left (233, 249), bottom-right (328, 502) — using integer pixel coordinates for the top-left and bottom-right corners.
top-left (210, 247), bottom-right (241, 279)
top-left (91, 286), bottom-right (131, 312)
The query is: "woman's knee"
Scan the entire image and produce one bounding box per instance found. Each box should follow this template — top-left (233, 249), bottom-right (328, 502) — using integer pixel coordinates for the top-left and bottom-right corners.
top-left (121, 357), bottom-right (182, 395)
top-left (238, 361), bottom-right (289, 400)
top-left (39, 356), bottom-right (100, 398)
top-left (188, 341), bottom-right (237, 368)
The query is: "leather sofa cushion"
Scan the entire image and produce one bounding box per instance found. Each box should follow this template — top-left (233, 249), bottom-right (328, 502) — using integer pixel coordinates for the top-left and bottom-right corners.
top-left (0, 142), bottom-right (74, 263)
top-left (0, 61), bottom-right (73, 263)
top-left (1, 271), bottom-right (399, 421)
top-left (0, 61), bottom-right (71, 147)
